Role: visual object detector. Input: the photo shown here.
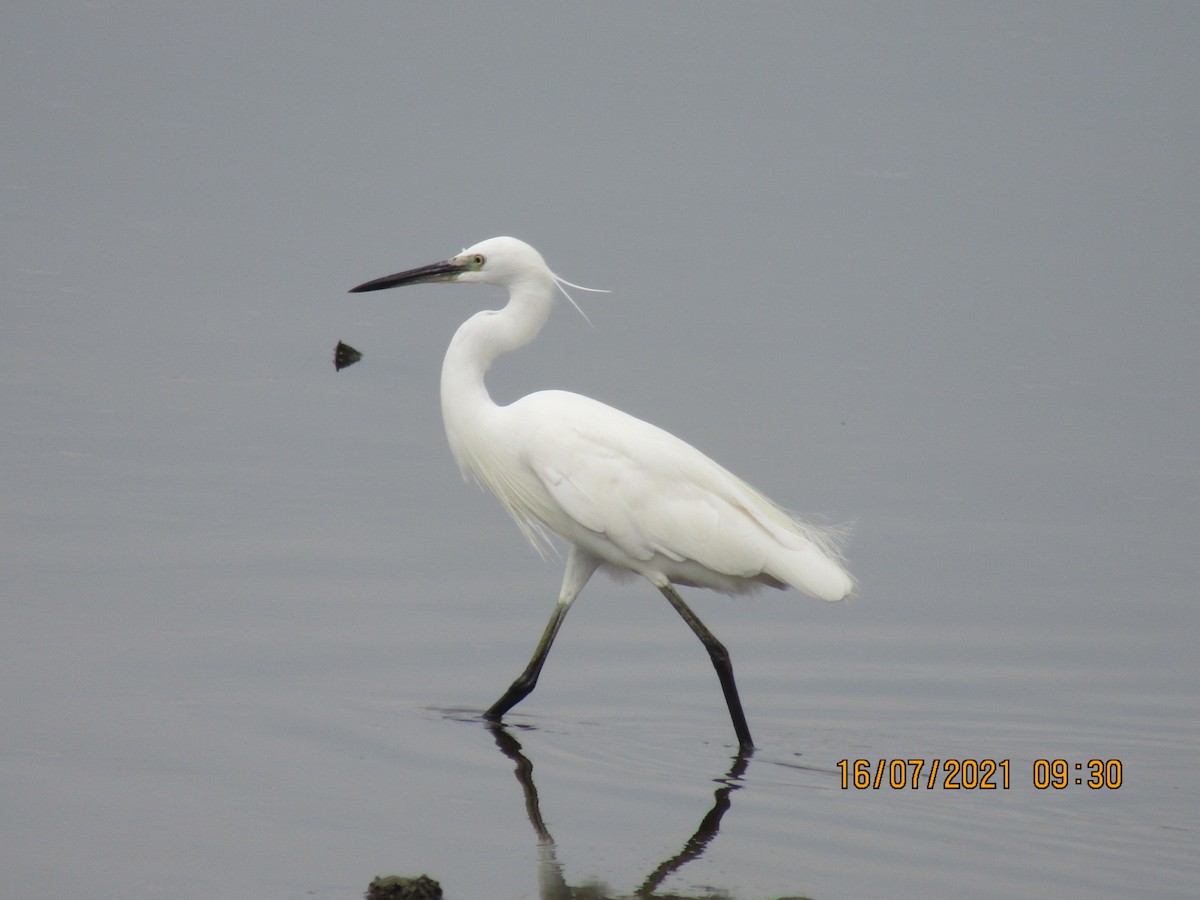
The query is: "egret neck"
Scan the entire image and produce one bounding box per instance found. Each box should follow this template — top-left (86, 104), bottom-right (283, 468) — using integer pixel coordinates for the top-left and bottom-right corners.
top-left (439, 268), bottom-right (556, 495)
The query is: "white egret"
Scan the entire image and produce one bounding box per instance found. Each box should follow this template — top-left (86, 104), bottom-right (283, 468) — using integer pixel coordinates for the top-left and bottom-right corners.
top-left (350, 237), bottom-right (852, 749)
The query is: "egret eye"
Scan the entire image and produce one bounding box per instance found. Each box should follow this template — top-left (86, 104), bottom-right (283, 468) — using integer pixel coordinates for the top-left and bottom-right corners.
top-left (471, 254), bottom-right (485, 268)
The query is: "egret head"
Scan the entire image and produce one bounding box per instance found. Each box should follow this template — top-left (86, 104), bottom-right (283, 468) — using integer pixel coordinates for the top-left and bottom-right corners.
top-left (454, 236), bottom-right (550, 287)
top-left (349, 236), bottom-right (548, 293)
top-left (349, 237), bottom-right (607, 324)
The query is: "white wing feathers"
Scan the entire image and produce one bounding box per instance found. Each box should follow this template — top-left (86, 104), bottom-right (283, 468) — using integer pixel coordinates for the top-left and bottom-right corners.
top-left (512, 392), bottom-right (852, 601)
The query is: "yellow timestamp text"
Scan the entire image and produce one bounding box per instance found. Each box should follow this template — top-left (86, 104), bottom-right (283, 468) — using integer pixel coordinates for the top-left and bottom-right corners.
top-left (1032, 758), bottom-right (1123, 789)
top-left (836, 758), bottom-right (1125, 790)
top-left (837, 758), bottom-right (1010, 789)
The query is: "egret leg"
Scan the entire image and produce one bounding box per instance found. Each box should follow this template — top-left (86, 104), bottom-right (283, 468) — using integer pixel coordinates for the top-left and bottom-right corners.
top-left (658, 584), bottom-right (754, 751)
top-left (484, 600), bottom-right (571, 721)
top-left (484, 547), bottom-right (599, 722)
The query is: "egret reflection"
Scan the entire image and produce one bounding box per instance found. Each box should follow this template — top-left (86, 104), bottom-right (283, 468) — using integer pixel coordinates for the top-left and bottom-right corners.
top-left (486, 723), bottom-right (782, 900)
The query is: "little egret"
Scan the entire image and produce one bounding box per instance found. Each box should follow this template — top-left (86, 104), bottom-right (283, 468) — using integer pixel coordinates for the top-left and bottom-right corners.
top-left (350, 237), bottom-right (852, 750)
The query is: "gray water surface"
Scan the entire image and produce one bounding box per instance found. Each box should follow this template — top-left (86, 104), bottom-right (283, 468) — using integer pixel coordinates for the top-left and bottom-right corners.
top-left (4, 3), bottom-right (1198, 898)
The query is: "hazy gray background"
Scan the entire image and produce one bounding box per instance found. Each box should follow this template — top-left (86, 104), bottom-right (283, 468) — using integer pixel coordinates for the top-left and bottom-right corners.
top-left (4, 3), bottom-right (1198, 899)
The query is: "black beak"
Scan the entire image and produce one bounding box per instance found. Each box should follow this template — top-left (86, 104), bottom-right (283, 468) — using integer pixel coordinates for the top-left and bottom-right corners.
top-left (349, 259), bottom-right (465, 293)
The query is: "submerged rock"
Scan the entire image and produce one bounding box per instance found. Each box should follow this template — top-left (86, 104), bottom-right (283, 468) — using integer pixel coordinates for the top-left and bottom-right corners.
top-left (365, 874), bottom-right (442, 900)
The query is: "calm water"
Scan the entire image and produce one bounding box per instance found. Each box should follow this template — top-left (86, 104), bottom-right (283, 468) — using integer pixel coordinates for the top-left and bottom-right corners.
top-left (5, 3), bottom-right (1198, 898)
top-left (5, 354), bottom-right (1196, 897)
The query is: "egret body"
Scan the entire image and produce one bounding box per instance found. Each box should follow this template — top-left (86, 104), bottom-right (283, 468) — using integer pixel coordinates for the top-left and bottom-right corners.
top-left (350, 237), bottom-right (852, 750)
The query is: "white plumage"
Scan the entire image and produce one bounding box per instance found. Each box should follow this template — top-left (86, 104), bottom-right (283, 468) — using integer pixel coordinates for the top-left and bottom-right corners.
top-left (464, 389), bottom-right (851, 600)
top-left (351, 236), bottom-right (852, 750)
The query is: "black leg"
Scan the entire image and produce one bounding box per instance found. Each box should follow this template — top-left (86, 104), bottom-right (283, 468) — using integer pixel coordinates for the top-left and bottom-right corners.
top-left (484, 600), bottom-right (570, 721)
top-left (658, 584), bottom-right (754, 751)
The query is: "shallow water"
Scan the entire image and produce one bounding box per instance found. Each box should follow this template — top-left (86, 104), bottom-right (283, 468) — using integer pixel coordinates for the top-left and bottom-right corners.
top-left (6, 522), bottom-right (1196, 898)
top-left (5, 3), bottom-right (1198, 898)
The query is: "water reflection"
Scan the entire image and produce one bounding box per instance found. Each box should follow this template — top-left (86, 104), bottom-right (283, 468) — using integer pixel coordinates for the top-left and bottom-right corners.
top-left (486, 724), bottom-right (795, 900)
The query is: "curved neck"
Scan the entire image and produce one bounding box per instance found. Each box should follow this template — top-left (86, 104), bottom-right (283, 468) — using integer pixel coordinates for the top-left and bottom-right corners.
top-left (440, 275), bottom-right (555, 463)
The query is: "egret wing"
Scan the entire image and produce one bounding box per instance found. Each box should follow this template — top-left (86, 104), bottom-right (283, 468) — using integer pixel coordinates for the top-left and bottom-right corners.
top-left (522, 393), bottom-right (781, 577)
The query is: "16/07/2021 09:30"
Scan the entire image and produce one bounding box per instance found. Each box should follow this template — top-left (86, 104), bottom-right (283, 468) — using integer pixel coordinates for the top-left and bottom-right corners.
top-left (836, 758), bottom-right (1124, 790)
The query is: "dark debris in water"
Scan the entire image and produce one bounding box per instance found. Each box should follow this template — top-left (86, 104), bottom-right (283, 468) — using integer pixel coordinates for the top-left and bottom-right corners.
top-left (335, 340), bottom-right (363, 371)
top-left (365, 874), bottom-right (442, 900)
